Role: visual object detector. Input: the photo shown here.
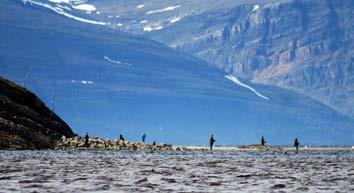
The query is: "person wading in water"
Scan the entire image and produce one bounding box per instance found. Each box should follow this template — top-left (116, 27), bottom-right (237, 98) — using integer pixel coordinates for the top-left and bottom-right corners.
top-left (209, 134), bottom-right (216, 150)
top-left (141, 133), bottom-right (146, 143)
top-left (294, 138), bottom-right (300, 153)
top-left (260, 136), bottom-right (266, 146)
top-left (119, 134), bottom-right (125, 141)
top-left (84, 132), bottom-right (89, 148)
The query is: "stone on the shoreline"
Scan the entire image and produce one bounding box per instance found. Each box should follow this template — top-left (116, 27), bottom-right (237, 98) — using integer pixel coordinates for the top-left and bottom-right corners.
top-left (239, 144), bottom-right (283, 151)
top-left (175, 147), bottom-right (190, 151)
top-left (55, 136), bottom-right (173, 151)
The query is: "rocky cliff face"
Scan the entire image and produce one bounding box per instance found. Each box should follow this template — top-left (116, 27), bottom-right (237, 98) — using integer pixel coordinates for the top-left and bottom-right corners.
top-left (150, 0), bottom-right (354, 118)
top-left (0, 76), bottom-right (74, 149)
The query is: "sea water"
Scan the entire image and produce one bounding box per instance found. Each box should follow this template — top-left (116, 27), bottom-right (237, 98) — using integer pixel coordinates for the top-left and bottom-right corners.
top-left (0, 150), bottom-right (353, 192)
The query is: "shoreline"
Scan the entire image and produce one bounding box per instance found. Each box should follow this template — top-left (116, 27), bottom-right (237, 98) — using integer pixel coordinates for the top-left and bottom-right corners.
top-left (3, 136), bottom-right (352, 151)
top-left (174, 145), bottom-right (354, 151)
top-left (55, 136), bottom-right (354, 151)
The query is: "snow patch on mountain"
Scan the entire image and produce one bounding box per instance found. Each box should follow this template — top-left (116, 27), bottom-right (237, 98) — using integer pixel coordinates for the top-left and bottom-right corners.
top-left (253, 4), bottom-right (259, 12)
top-left (104, 56), bottom-right (121, 64)
top-left (22, 0), bottom-right (107, 25)
top-left (136, 4), bottom-right (145, 9)
top-left (72, 4), bottom-right (96, 13)
top-left (143, 25), bottom-right (163, 32)
top-left (225, 75), bottom-right (269, 100)
top-left (146, 5), bottom-right (181, 15)
top-left (170, 16), bottom-right (181, 23)
top-left (81, 80), bottom-right (94, 84)
top-left (104, 56), bottom-right (132, 66)
top-left (71, 80), bottom-right (94, 84)
top-left (49, 0), bottom-right (82, 3)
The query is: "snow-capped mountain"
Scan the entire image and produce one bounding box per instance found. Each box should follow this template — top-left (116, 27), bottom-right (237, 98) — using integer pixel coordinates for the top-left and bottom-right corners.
top-left (1, 0), bottom-right (354, 145)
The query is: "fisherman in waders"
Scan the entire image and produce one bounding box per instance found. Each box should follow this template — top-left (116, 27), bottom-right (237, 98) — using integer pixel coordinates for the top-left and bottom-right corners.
top-left (294, 138), bottom-right (300, 153)
top-left (209, 134), bottom-right (216, 150)
top-left (119, 134), bottom-right (125, 141)
top-left (84, 132), bottom-right (89, 148)
top-left (142, 133), bottom-right (146, 143)
top-left (260, 136), bottom-right (266, 146)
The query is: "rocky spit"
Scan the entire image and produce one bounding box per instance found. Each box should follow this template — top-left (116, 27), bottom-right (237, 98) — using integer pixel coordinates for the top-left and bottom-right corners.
top-left (1, 150), bottom-right (354, 192)
top-left (55, 136), bottom-right (285, 152)
top-left (56, 136), bottom-right (173, 151)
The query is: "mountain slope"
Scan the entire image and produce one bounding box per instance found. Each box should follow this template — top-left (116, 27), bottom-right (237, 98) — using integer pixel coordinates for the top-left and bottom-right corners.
top-left (0, 76), bottom-right (74, 149)
top-left (146, 0), bottom-right (354, 119)
top-left (1, 0), bottom-right (353, 145)
top-left (32, 0), bottom-right (353, 119)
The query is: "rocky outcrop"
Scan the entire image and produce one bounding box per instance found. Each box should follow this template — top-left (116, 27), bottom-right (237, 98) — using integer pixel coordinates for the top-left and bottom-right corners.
top-left (0, 76), bottom-right (75, 149)
top-left (56, 136), bottom-right (173, 151)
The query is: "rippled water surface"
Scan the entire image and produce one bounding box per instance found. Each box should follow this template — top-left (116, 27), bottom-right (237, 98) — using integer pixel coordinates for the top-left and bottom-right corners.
top-left (0, 150), bottom-right (353, 192)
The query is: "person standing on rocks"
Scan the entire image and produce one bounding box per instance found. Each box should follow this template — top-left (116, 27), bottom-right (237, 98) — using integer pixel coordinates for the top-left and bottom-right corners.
top-left (141, 133), bottom-right (146, 143)
top-left (84, 132), bottom-right (89, 148)
top-left (119, 134), bottom-right (125, 141)
top-left (294, 138), bottom-right (300, 153)
top-left (209, 134), bottom-right (216, 150)
top-left (260, 136), bottom-right (266, 146)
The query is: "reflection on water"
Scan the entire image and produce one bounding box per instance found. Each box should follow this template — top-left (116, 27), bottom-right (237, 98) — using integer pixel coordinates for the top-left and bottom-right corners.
top-left (0, 150), bottom-right (353, 192)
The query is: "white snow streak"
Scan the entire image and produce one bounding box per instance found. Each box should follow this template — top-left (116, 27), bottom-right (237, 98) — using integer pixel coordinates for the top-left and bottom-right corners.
top-left (22, 0), bottom-right (107, 25)
top-left (136, 4), bottom-right (145, 9)
top-left (72, 4), bottom-right (96, 13)
top-left (71, 80), bottom-right (93, 84)
top-left (253, 5), bottom-right (260, 12)
top-left (104, 56), bottom-right (121, 64)
top-left (146, 5), bottom-right (180, 15)
top-left (104, 56), bottom-right (131, 66)
top-left (225, 75), bottom-right (269, 100)
top-left (143, 26), bottom-right (153, 32)
top-left (143, 25), bottom-right (163, 32)
top-left (170, 16), bottom-right (181, 23)
top-left (81, 80), bottom-right (94, 84)
top-left (49, 0), bottom-right (80, 3)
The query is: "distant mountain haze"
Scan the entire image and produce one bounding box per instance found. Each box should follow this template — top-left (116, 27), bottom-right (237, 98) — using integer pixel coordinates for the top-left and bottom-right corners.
top-left (147, 0), bottom-right (354, 119)
top-left (59, 0), bottom-right (352, 119)
top-left (1, 0), bottom-right (353, 145)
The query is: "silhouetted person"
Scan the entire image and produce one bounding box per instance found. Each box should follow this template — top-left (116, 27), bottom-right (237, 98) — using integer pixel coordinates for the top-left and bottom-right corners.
top-left (294, 138), bottom-right (300, 153)
top-left (260, 136), bottom-right (266, 146)
top-left (209, 134), bottom-right (216, 150)
top-left (84, 132), bottom-right (89, 148)
top-left (142, 133), bottom-right (146, 143)
top-left (152, 141), bottom-right (156, 146)
top-left (119, 134), bottom-right (125, 141)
